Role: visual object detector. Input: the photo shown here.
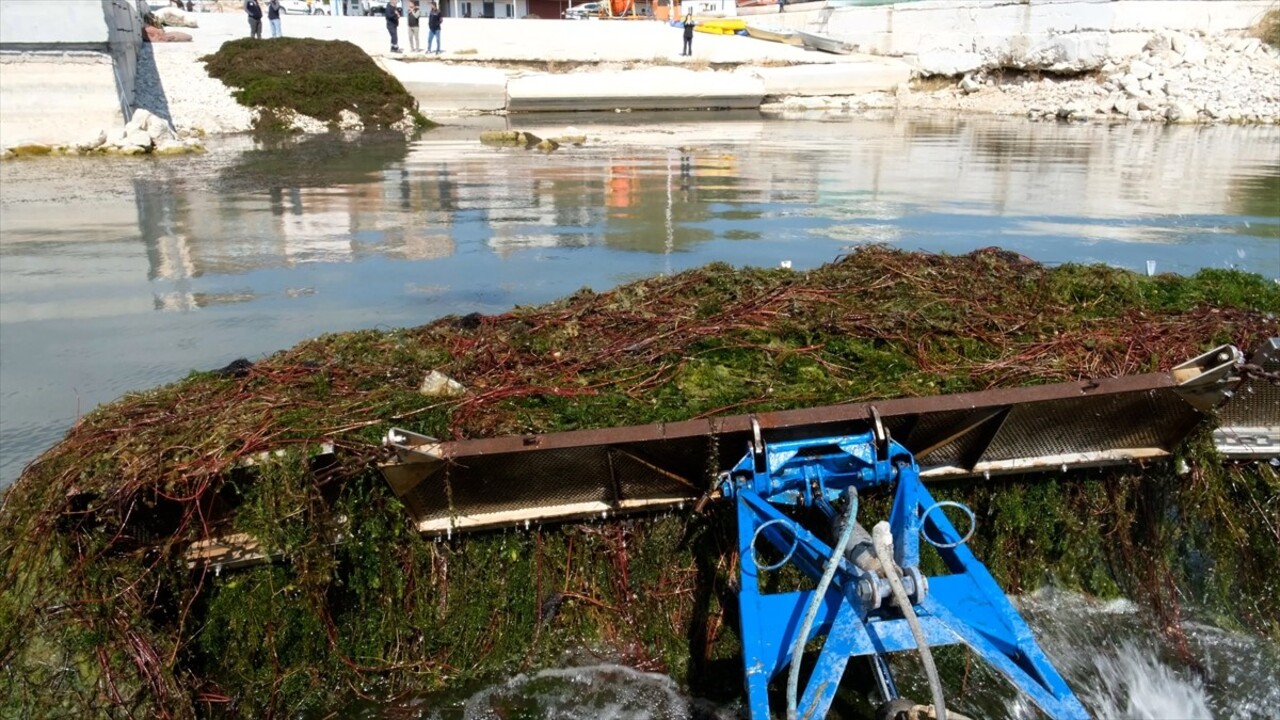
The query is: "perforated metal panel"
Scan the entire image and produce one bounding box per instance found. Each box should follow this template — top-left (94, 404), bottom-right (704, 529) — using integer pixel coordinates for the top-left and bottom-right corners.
top-left (1214, 339), bottom-right (1280, 459)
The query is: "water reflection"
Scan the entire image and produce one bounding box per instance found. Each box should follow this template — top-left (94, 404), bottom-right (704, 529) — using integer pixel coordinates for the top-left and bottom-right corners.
top-left (1, 115), bottom-right (1277, 485)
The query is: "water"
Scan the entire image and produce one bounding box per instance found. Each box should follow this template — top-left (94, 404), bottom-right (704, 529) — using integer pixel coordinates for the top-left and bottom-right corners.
top-left (2, 113), bottom-right (1278, 716)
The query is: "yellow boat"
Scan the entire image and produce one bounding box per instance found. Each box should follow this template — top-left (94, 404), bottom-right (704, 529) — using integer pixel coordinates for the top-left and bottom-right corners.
top-left (694, 17), bottom-right (747, 35)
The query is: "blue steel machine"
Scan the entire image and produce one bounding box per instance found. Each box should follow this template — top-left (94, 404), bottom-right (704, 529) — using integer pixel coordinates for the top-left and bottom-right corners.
top-left (720, 411), bottom-right (1090, 720)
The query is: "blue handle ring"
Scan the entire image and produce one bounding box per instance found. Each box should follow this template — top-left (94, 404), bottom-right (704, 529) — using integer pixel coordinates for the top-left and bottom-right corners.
top-left (750, 518), bottom-right (800, 571)
top-left (920, 500), bottom-right (976, 549)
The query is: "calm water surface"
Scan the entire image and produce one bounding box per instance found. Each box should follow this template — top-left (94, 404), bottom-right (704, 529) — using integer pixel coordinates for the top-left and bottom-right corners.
top-left (1, 113), bottom-right (1278, 486)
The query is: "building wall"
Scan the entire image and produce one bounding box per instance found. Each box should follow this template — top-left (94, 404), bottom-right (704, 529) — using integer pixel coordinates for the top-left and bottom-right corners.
top-left (442, 0), bottom-right (526, 17)
top-left (0, 0), bottom-right (145, 147)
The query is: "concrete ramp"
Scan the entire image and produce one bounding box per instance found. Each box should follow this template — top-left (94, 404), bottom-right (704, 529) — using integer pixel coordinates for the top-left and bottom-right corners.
top-left (507, 66), bottom-right (765, 113)
top-left (384, 60), bottom-right (509, 113)
top-left (747, 60), bottom-right (912, 97)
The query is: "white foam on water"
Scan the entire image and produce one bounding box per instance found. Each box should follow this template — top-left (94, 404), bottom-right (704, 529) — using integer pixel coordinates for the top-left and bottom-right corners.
top-left (459, 663), bottom-right (690, 720)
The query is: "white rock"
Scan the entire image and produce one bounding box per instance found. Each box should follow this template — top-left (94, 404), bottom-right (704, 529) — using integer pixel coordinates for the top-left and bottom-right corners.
top-left (78, 130), bottom-right (106, 151)
top-left (959, 75), bottom-right (981, 94)
top-left (152, 7), bottom-right (198, 28)
top-left (123, 130), bottom-right (153, 149)
top-left (338, 109), bottom-right (363, 130)
top-left (154, 138), bottom-right (187, 155)
top-left (1140, 77), bottom-right (1164, 94)
top-left (916, 49), bottom-right (983, 76)
top-left (130, 108), bottom-right (154, 128)
top-left (1145, 34), bottom-right (1171, 54)
top-left (1106, 33), bottom-right (1151, 64)
top-left (1179, 41), bottom-right (1208, 66)
top-left (1129, 60), bottom-right (1153, 79)
top-left (104, 128), bottom-right (127, 147)
top-left (1166, 102), bottom-right (1199, 123)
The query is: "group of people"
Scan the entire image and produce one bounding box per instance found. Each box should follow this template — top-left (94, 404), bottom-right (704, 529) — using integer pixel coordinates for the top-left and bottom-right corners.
top-left (242, 0), bottom-right (441, 54)
top-left (243, 0), bottom-right (284, 39)
top-left (242, 0), bottom-right (688, 59)
top-left (385, 1), bottom-right (444, 54)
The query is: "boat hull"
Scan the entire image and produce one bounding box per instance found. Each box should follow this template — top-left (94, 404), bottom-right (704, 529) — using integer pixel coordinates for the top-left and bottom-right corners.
top-left (745, 24), bottom-right (803, 45)
top-left (795, 29), bottom-right (855, 54)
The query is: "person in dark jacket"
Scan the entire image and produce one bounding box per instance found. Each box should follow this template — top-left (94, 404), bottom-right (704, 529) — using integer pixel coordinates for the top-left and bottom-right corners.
top-left (427, 3), bottom-right (442, 54)
top-left (681, 11), bottom-right (695, 56)
top-left (267, 0), bottom-right (282, 37)
top-left (407, 1), bottom-right (421, 52)
top-left (245, 0), bottom-right (263, 38)
top-left (385, 1), bottom-right (402, 53)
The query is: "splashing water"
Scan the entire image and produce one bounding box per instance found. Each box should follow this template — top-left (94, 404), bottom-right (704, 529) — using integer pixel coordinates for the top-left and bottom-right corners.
top-left (1014, 588), bottom-right (1279, 720)
top-left (453, 664), bottom-right (691, 720)
top-left (1081, 641), bottom-right (1212, 719)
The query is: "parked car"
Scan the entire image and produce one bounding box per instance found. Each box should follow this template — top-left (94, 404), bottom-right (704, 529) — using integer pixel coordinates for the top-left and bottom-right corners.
top-left (563, 1), bottom-right (602, 18)
top-left (280, 0), bottom-right (331, 13)
top-left (362, 0), bottom-right (390, 15)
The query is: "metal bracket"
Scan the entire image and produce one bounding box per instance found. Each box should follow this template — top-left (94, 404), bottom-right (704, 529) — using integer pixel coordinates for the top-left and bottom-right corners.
top-left (1172, 343), bottom-right (1243, 413)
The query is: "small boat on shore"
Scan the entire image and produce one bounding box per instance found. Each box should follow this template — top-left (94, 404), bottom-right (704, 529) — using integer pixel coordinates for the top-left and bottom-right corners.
top-left (745, 23), bottom-right (803, 45)
top-left (795, 29), bottom-right (855, 54)
top-left (695, 17), bottom-right (748, 34)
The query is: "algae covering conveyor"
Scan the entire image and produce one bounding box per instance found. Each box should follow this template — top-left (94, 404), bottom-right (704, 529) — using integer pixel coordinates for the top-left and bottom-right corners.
top-left (380, 343), bottom-right (1248, 535)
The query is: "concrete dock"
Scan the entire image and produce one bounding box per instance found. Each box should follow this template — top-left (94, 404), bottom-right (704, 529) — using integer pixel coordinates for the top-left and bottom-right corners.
top-left (169, 12), bottom-right (913, 116)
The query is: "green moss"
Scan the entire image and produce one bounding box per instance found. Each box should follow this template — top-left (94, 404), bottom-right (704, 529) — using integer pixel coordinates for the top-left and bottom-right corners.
top-left (201, 38), bottom-right (430, 131)
top-left (2, 247), bottom-right (1278, 718)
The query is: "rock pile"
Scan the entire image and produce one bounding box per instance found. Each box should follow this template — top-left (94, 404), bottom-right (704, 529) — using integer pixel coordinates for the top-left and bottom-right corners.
top-left (769, 31), bottom-right (1278, 126)
top-left (1, 108), bottom-right (205, 159)
top-left (1026, 31), bottom-right (1280, 124)
top-left (78, 108), bottom-right (205, 155)
top-left (868, 30), bottom-right (1280, 125)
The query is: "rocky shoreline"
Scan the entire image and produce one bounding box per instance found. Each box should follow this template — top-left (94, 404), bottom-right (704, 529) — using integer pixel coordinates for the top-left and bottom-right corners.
top-left (769, 30), bottom-right (1280, 125)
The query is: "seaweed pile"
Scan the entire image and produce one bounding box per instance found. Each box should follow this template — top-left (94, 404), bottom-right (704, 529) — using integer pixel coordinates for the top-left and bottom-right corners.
top-left (202, 38), bottom-right (429, 132)
top-left (1, 247), bottom-right (1277, 718)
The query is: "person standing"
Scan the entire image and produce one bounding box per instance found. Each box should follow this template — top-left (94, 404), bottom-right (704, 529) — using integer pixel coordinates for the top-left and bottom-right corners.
top-left (407, 1), bottom-right (421, 52)
top-left (385, 0), bottom-right (402, 53)
top-left (681, 11), bottom-right (694, 56)
top-left (267, 0), bottom-right (282, 37)
top-left (427, 3), bottom-right (442, 54)
top-left (245, 0), bottom-right (263, 38)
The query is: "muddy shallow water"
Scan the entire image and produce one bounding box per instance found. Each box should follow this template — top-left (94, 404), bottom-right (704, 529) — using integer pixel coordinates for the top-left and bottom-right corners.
top-left (1, 112), bottom-right (1277, 486)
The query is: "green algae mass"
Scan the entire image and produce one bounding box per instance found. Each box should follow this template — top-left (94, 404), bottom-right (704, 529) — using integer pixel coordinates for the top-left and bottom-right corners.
top-left (202, 37), bottom-right (429, 131)
top-left (1, 247), bottom-right (1277, 718)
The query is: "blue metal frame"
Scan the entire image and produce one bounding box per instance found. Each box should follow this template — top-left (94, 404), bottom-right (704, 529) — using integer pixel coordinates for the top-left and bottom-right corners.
top-left (721, 431), bottom-right (1089, 719)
